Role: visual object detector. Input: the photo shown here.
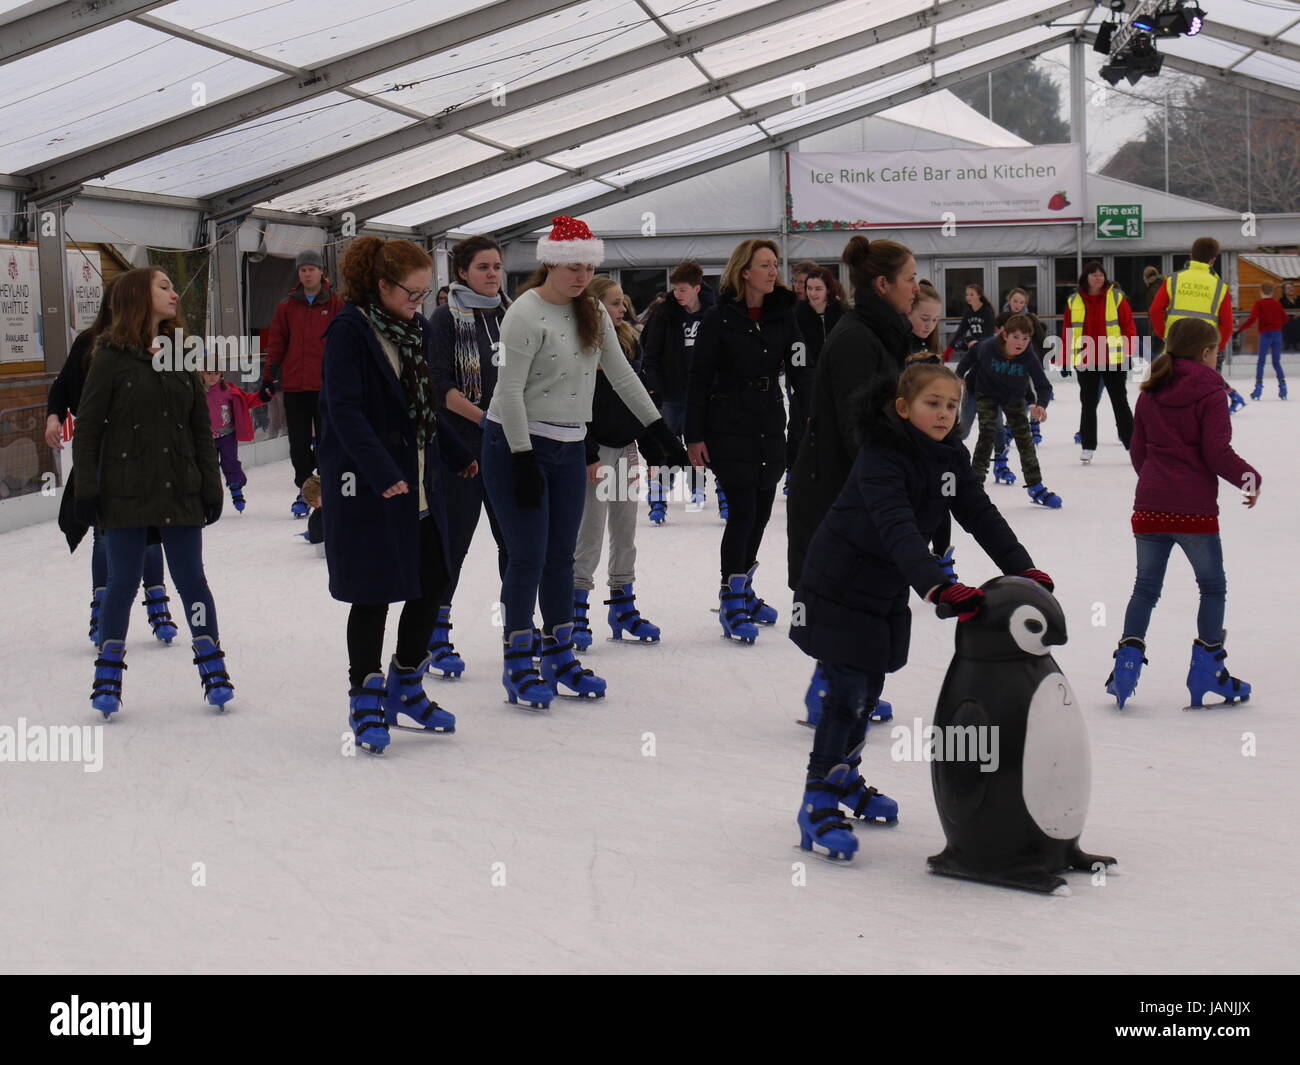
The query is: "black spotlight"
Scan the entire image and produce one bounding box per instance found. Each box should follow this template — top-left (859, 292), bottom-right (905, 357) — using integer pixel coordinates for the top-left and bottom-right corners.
top-left (1094, 20), bottom-right (1117, 54)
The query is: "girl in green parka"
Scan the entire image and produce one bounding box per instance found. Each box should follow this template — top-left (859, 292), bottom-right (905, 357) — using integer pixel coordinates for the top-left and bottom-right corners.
top-left (73, 267), bottom-right (231, 717)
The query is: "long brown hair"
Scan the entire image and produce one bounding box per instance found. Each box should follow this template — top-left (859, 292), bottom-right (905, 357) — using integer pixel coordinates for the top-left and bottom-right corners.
top-left (586, 277), bottom-right (636, 360)
top-left (450, 234), bottom-right (502, 284)
top-left (340, 235), bottom-right (432, 307)
top-left (719, 239), bottom-right (784, 301)
top-left (518, 265), bottom-right (602, 354)
top-left (803, 265), bottom-right (844, 304)
top-left (1143, 318), bottom-right (1219, 392)
top-left (98, 267), bottom-right (183, 352)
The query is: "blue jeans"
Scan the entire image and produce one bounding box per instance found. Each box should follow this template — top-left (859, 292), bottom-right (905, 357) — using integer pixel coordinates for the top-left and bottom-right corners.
top-left (655, 397), bottom-right (697, 498)
top-left (480, 420), bottom-right (588, 635)
top-left (100, 526), bottom-right (218, 643)
top-left (91, 528), bottom-right (163, 588)
top-left (807, 662), bottom-right (886, 779)
top-left (1121, 533), bottom-right (1225, 645)
top-left (1256, 330), bottom-right (1285, 382)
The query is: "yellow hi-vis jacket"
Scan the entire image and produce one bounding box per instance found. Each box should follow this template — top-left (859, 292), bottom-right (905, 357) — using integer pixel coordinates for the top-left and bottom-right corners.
top-left (1066, 286), bottom-right (1125, 368)
top-left (1163, 260), bottom-right (1227, 331)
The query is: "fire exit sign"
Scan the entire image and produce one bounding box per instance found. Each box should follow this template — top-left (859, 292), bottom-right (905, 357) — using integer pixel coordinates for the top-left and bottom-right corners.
top-left (1097, 204), bottom-right (1143, 239)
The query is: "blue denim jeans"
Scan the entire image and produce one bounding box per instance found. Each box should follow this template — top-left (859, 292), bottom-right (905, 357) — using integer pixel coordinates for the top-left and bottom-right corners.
top-left (480, 420), bottom-right (588, 635)
top-left (91, 528), bottom-right (163, 588)
top-left (807, 662), bottom-right (886, 779)
top-left (1256, 330), bottom-right (1285, 382)
top-left (655, 397), bottom-right (697, 498)
top-left (1121, 532), bottom-right (1226, 645)
top-left (100, 525), bottom-right (217, 643)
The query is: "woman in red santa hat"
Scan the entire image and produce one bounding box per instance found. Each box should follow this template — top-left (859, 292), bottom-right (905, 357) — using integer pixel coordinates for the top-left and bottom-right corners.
top-left (481, 217), bottom-right (688, 708)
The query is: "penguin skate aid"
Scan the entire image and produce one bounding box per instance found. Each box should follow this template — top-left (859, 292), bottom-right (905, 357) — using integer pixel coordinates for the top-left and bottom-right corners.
top-left (788, 364), bottom-right (1093, 869)
top-left (929, 577), bottom-right (1115, 894)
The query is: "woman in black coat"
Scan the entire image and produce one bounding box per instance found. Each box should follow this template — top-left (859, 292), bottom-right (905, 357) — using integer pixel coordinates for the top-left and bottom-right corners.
top-left (787, 265), bottom-right (845, 488)
top-left (318, 236), bottom-right (476, 754)
top-left (686, 238), bottom-right (802, 642)
top-left (72, 268), bottom-right (228, 718)
top-left (790, 365), bottom-right (1049, 860)
top-left (786, 236), bottom-right (916, 591)
top-left (46, 278), bottom-right (178, 646)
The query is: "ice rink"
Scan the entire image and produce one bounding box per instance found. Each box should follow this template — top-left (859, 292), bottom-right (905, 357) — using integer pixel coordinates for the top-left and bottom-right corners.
top-left (1, 373), bottom-right (1295, 974)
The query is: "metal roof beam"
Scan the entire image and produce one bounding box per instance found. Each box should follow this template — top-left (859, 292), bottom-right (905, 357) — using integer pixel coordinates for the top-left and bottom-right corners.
top-left (493, 31), bottom-right (1078, 244)
top-left (404, 7), bottom-right (1090, 233)
top-left (342, 0), bottom-right (1092, 228)
top-left (0, 0), bottom-right (169, 65)
top-left (22, 0), bottom-right (584, 199)
top-left (207, 0), bottom-right (1004, 219)
top-left (1198, 17), bottom-right (1300, 68)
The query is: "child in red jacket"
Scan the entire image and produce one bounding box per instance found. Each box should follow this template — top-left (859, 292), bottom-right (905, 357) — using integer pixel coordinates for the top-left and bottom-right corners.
top-left (1105, 318), bottom-right (1261, 711)
top-left (1235, 281), bottom-right (1289, 401)
top-left (200, 371), bottom-right (267, 512)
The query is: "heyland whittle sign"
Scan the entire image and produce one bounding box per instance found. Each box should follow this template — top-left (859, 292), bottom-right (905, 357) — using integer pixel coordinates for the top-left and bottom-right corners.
top-left (786, 144), bottom-right (1084, 230)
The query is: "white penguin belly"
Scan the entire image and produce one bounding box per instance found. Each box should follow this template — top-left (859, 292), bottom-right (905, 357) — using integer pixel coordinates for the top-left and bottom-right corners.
top-left (1021, 672), bottom-right (1091, 839)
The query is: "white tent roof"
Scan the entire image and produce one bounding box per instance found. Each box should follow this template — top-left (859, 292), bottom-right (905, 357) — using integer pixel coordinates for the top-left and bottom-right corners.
top-left (2, 0), bottom-right (1298, 240)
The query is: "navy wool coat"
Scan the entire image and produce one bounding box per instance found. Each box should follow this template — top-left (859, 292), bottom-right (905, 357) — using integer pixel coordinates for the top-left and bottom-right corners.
top-left (318, 303), bottom-right (474, 604)
top-left (790, 385), bottom-right (1033, 672)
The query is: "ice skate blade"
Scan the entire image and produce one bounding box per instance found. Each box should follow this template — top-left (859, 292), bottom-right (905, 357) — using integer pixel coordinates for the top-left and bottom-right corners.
top-left (552, 689), bottom-right (606, 700)
top-left (792, 842), bottom-right (855, 864)
top-left (390, 722), bottom-right (455, 734)
top-left (796, 718), bottom-right (816, 729)
top-left (607, 635), bottom-right (659, 644)
top-left (720, 633), bottom-right (756, 644)
top-left (849, 813), bottom-right (899, 827)
top-left (1183, 695), bottom-right (1250, 711)
top-left (504, 697), bottom-right (549, 712)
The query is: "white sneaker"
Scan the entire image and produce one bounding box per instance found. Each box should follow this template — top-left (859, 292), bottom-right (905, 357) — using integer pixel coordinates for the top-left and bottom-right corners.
top-left (1081, 450), bottom-right (1094, 464)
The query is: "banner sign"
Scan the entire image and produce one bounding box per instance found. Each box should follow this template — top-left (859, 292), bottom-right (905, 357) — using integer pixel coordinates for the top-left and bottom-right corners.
top-left (67, 250), bottom-right (104, 332)
top-left (787, 144), bottom-right (1084, 229)
top-left (0, 245), bottom-right (40, 364)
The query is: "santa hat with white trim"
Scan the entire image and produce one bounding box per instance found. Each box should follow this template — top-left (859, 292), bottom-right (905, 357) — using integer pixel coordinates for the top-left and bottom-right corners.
top-left (536, 216), bottom-right (604, 266)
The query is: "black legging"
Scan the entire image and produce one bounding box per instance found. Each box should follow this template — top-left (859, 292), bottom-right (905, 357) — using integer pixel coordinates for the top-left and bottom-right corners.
top-left (714, 470), bottom-right (778, 580)
top-left (1076, 369), bottom-right (1133, 451)
top-left (346, 517), bottom-right (449, 687)
top-left (282, 390), bottom-right (320, 489)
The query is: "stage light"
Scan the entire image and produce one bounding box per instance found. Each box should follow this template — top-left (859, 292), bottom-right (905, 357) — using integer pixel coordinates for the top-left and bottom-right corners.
top-left (1094, 20), bottom-right (1117, 54)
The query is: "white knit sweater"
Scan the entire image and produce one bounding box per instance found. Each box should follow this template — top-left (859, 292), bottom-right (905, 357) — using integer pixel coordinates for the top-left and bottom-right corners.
top-left (488, 288), bottom-right (660, 453)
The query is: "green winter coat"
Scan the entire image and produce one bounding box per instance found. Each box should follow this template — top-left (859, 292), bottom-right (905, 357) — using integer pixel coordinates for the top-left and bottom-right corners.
top-left (72, 340), bottom-right (222, 529)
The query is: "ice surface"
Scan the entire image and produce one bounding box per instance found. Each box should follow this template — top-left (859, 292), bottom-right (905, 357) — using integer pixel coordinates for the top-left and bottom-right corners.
top-left (1, 373), bottom-right (1296, 974)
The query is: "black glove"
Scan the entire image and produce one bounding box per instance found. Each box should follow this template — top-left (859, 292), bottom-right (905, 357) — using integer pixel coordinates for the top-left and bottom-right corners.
top-left (258, 379), bottom-right (276, 403)
top-left (511, 449), bottom-right (544, 508)
top-left (204, 498), bottom-right (223, 526)
top-left (74, 495), bottom-right (99, 529)
top-left (644, 418), bottom-right (689, 469)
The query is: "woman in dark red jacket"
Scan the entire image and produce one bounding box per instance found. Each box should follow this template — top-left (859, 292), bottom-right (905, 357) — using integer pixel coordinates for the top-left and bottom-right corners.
top-left (1105, 318), bottom-right (1261, 711)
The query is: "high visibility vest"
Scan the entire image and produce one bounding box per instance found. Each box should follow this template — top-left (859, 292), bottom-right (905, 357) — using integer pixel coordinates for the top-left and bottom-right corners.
top-left (1067, 286), bottom-right (1125, 368)
top-left (1163, 261), bottom-right (1226, 336)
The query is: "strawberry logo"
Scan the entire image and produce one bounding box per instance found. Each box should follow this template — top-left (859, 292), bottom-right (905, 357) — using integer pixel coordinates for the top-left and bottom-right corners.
top-left (1048, 191), bottom-right (1070, 211)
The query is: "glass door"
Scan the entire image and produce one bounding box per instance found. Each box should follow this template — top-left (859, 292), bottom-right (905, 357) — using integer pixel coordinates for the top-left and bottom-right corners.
top-left (937, 262), bottom-right (986, 351)
top-left (993, 260), bottom-right (1043, 316)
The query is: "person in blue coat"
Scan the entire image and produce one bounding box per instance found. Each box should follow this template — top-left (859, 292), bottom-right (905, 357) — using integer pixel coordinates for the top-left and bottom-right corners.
top-left (318, 236), bottom-right (477, 753)
top-left (789, 363), bottom-right (1053, 861)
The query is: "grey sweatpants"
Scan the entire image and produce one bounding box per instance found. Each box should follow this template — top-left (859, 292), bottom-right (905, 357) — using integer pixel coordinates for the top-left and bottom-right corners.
top-left (574, 442), bottom-right (640, 591)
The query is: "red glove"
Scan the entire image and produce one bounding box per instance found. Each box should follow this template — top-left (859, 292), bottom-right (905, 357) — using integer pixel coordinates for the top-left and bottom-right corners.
top-left (1020, 568), bottom-right (1054, 592)
top-left (935, 582), bottom-right (985, 622)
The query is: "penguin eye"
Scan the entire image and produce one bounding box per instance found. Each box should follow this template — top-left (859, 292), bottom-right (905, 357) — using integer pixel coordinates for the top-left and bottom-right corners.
top-left (1009, 605), bottom-right (1050, 656)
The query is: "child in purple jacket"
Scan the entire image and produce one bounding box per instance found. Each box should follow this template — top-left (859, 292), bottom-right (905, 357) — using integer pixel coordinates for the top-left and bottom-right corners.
top-left (1106, 318), bottom-right (1261, 710)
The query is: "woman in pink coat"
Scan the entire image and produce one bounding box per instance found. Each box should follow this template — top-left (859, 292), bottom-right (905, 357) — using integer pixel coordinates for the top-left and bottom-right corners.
top-left (1105, 318), bottom-right (1261, 710)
